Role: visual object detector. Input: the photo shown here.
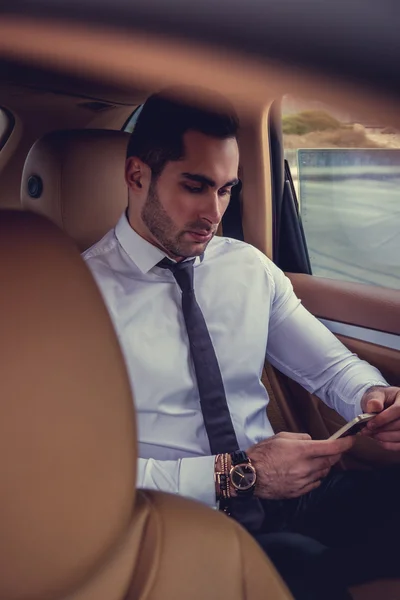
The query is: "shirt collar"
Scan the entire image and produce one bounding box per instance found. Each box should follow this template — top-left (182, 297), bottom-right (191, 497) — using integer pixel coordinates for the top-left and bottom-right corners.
top-left (115, 211), bottom-right (204, 274)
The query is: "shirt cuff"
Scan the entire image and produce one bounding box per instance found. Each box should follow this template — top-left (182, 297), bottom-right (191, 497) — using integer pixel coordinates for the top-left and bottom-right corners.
top-left (179, 454), bottom-right (217, 509)
top-left (352, 380), bottom-right (390, 418)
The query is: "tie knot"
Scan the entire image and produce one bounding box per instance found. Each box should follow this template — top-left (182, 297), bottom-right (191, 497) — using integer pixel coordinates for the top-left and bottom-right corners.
top-left (157, 257), bottom-right (195, 292)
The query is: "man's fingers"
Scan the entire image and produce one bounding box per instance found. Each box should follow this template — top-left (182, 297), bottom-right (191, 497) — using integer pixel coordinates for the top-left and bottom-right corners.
top-left (377, 441), bottom-right (400, 452)
top-left (366, 406), bottom-right (400, 431)
top-left (367, 417), bottom-right (400, 432)
top-left (307, 436), bottom-right (355, 457)
top-left (298, 457), bottom-right (332, 487)
top-left (361, 386), bottom-right (388, 414)
top-left (372, 430), bottom-right (400, 443)
top-left (307, 467), bottom-right (331, 482)
top-left (327, 453), bottom-right (343, 466)
top-left (364, 398), bottom-right (385, 414)
top-left (291, 480), bottom-right (322, 497)
top-left (314, 454), bottom-right (339, 468)
top-left (276, 432), bottom-right (312, 441)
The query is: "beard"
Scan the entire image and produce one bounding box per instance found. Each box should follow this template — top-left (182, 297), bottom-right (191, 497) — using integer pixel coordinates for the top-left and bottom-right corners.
top-left (141, 180), bottom-right (213, 258)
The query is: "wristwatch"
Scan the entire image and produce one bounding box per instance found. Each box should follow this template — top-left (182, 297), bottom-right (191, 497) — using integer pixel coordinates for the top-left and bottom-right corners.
top-left (229, 450), bottom-right (257, 497)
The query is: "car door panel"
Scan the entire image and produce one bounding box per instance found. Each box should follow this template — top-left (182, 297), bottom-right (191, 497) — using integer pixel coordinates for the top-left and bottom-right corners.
top-left (287, 273), bottom-right (400, 335)
top-left (268, 273), bottom-right (400, 469)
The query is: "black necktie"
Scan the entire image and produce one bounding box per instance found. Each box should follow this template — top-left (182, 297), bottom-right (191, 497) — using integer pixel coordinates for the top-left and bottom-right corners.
top-left (158, 257), bottom-right (239, 455)
top-left (158, 256), bottom-right (265, 533)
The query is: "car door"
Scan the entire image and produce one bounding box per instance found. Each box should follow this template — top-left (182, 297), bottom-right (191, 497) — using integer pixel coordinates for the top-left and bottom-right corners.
top-left (267, 94), bottom-right (400, 471)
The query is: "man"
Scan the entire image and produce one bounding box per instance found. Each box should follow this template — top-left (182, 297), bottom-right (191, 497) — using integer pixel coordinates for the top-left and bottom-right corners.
top-left (84, 90), bottom-right (400, 599)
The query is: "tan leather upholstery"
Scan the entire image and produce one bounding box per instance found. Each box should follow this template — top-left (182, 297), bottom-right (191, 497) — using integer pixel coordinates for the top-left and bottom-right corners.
top-left (21, 129), bottom-right (130, 251)
top-left (0, 209), bottom-right (291, 600)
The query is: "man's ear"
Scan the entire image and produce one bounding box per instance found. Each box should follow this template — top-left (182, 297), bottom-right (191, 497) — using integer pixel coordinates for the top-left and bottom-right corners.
top-left (125, 157), bottom-right (149, 191)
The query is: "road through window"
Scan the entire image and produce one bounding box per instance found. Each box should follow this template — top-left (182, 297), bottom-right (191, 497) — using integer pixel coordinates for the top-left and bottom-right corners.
top-left (282, 96), bottom-right (400, 290)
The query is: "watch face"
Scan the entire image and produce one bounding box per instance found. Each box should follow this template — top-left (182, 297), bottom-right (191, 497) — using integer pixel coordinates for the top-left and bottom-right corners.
top-left (231, 464), bottom-right (256, 491)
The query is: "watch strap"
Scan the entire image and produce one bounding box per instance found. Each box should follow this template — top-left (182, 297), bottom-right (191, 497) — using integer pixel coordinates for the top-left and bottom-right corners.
top-left (230, 450), bottom-right (249, 466)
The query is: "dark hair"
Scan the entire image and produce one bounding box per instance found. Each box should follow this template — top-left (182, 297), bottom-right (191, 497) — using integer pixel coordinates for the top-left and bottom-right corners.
top-left (126, 89), bottom-right (239, 178)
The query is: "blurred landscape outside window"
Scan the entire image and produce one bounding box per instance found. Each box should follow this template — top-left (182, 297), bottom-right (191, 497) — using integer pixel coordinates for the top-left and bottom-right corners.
top-left (282, 95), bottom-right (400, 289)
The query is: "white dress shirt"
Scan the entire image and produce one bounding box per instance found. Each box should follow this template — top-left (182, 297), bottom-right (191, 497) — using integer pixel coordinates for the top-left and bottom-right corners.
top-left (83, 212), bottom-right (388, 508)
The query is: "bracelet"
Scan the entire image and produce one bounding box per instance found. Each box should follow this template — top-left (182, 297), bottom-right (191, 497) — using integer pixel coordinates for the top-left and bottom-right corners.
top-left (214, 454), bottom-right (227, 501)
top-left (214, 453), bottom-right (231, 514)
top-left (223, 452), bottom-right (231, 500)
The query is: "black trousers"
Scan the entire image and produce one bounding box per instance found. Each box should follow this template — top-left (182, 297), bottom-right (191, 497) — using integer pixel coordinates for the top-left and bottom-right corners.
top-left (247, 466), bottom-right (400, 599)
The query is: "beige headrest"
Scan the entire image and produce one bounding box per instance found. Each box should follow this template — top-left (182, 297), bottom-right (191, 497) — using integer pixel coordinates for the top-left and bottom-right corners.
top-left (0, 210), bottom-right (137, 599)
top-left (21, 129), bottom-right (130, 251)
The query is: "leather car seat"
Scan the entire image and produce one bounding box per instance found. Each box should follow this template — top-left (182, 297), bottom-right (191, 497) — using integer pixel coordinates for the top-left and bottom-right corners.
top-left (21, 129), bottom-right (130, 252)
top-left (0, 209), bottom-right (291, 600)
top-left (20, 129), bottom-right (396, 600)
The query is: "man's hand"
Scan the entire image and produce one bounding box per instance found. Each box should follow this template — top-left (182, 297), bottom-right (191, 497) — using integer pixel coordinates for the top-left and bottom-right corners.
top-left (246, 432), bottom-right (354, 500)
top-left (360, 385), bottom-right (400, 451)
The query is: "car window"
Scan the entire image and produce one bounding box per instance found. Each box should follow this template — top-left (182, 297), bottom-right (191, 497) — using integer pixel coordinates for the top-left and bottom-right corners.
top-left (123, 104), bottom-right (144, 133)
top-left (282, 95), bottom-right (400, 290)
top-left (0, 108), bottom-right (12, 150)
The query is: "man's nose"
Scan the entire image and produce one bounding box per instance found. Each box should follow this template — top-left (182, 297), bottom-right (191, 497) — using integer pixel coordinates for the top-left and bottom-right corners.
top-left (199, 192), bottom-right (222, 225)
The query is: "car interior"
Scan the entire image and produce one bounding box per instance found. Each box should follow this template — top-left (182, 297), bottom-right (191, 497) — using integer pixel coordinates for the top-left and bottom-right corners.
top-left (0, 8), bottom-right (400, 600)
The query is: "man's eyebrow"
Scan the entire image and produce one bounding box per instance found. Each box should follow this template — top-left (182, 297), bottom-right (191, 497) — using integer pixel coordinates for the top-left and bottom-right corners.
top-left (181, 173), bottom-right (240, 188)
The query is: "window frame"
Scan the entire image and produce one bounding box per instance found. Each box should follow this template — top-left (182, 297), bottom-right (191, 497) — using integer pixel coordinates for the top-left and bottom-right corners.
top-left (269, 99), bottom-right (311, 274)
top-left (0, 107), bottom-right (15, 151)
top-left (122, 104), bottom-right (144, 133)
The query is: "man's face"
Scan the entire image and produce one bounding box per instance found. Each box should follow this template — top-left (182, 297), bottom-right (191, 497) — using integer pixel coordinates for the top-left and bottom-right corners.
top-left (127, 130), bottom-right (239, 259)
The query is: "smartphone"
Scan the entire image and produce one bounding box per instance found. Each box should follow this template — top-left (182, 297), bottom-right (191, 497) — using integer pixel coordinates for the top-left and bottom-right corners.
top-left (328, 413), bottom-right (377, 440)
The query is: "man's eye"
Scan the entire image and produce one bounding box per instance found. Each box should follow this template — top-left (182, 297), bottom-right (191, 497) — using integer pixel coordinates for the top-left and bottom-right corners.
top-left (219, 188), bottom-right (232, 197)
top-left (184, 184), bottom-right (203, 193)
